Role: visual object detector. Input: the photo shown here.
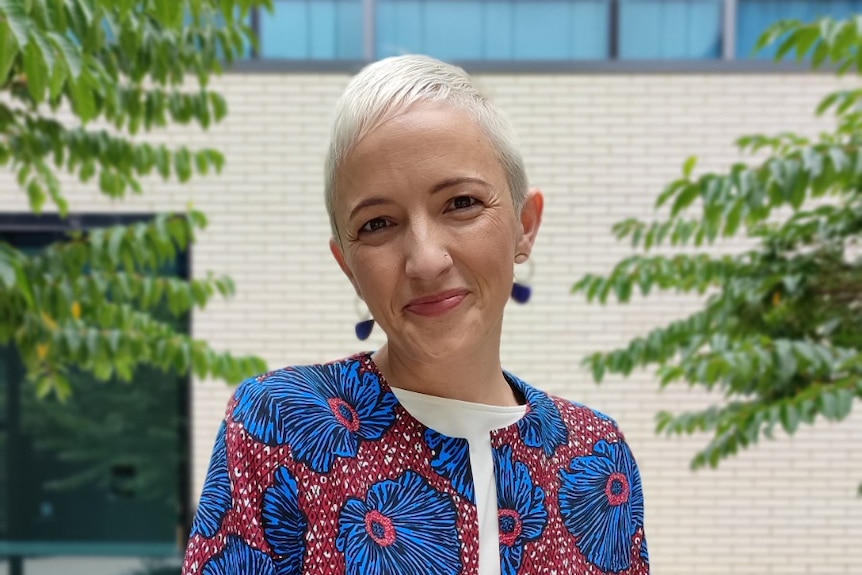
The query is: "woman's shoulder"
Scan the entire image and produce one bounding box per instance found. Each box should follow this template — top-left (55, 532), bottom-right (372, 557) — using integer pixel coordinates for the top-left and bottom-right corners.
top-left (223, 353), bottom-right (397, 471)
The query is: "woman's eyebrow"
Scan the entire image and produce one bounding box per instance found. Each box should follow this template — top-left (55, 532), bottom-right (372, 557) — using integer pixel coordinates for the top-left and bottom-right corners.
top-left (430, 176), bottom-right (492, 194)
top-left (348, 197), bottom-right (394, 221)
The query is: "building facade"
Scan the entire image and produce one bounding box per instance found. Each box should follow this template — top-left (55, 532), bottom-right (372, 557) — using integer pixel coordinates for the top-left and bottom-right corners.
top-left (2, 1), bottom-right (861, 574)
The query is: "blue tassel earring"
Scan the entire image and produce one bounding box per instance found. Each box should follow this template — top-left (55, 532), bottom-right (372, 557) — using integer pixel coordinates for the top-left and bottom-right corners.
top-left (354, 298), bottom-right (374, 340)
top-left (511, 255), bottom-right (533, 304)
top-left (355, 318), bottom-right (375, 340)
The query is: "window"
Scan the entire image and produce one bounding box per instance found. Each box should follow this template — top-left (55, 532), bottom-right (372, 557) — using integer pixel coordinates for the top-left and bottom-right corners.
top-left (249, 0), bottom-right (862, 63)
top-left (259, 0), bottom-right (363, 59)
top-left (0, 215), bottom-right (188, 575)
top-left (376, 0), bottom-right (609, 60)
top-left (619, 0), bottom-right (723, 60)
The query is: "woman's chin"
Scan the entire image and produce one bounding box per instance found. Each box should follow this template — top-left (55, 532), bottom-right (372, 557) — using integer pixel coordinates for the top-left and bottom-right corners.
top-left (396, 324), bottom-right (495, 362)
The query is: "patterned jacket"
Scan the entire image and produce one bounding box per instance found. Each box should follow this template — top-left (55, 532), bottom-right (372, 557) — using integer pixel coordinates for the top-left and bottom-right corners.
top-left (182, 353), bottom-right (650, 575)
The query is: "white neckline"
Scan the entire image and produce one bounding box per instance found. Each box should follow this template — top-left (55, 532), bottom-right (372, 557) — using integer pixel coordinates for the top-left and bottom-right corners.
top-left (389, 386), bottom-right (526, 440)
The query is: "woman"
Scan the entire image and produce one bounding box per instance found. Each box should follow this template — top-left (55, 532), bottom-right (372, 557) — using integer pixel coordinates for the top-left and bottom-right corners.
top-left (182, 55), bottom-right (649, 575)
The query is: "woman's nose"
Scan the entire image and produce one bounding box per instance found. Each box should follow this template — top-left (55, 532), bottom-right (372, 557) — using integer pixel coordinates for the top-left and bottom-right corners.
top-left (403, 222), bottom-right (453, 280)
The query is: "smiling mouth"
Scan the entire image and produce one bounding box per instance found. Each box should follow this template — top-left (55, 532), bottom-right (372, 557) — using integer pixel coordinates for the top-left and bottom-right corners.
top-left (405, 290), bottom-right (468, 317)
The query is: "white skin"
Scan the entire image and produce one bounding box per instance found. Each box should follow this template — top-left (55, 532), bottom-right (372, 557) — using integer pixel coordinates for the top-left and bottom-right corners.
top-left (330, 102), bottom-right (543, 406)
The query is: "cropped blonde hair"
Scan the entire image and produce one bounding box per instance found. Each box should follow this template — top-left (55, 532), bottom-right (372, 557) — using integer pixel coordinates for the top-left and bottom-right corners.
top-left (324, 54), bottom-right (528, 237)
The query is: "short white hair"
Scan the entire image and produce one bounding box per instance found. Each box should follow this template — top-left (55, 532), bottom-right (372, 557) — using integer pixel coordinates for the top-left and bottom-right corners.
top-left (324, 54), bottom-right (528, 237)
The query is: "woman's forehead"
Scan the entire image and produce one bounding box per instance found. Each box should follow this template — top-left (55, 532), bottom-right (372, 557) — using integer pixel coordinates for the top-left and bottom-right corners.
top-left (337, 105), bottom-right (501, 188)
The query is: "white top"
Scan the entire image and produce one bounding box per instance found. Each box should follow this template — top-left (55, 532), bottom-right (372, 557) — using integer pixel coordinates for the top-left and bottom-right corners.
top-left (389, 386), bottom-right (527, 575)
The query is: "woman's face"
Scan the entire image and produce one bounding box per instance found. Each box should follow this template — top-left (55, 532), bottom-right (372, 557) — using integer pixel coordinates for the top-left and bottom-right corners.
top-left (330, 102), bottom-right (542, 361)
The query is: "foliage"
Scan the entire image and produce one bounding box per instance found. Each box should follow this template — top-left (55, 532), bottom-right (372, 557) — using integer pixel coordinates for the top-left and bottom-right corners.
top-left (573, 16), bottom-right (862, 490)
top-left (0, 0), bottom-right (273, 399)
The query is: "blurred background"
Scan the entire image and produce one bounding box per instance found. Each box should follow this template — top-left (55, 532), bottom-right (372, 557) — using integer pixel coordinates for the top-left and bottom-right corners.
top-left (0, 1), bottom-right (860, 574)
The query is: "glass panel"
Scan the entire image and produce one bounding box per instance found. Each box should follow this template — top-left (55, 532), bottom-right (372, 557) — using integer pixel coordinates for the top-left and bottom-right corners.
top-left (737, 0), bottom-right (862, 59)
top-left (619, 0), bottom-right (723, 59)
top-left (260, 0), bottom-right (363, 59)
top-left (377, 0), bottom-right (609, 60)
top-left (0, 228), bottom-right (186, 564)
top-left (18, 365), bottom-right (182, 543)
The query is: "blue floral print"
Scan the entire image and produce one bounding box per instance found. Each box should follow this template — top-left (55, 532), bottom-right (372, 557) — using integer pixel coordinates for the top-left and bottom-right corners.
top-left (425, 430), bottom-right (474, 502)
top-left (559, 439), bottom-right (645, 572)
top-left (232, 360), bottom-right (398, 473)
top-left (336, 470), bottom-right (462, 575)
top-left (190, 421), bottom-right (231, 538)
top-left (202, 535), bottom-right (274, 575)
top-left (494, 445), bottom-right (547, 575)
top-left (262, 466), bottom-right (308, 573)
top-left (515, 381), bottom-right (568, 457)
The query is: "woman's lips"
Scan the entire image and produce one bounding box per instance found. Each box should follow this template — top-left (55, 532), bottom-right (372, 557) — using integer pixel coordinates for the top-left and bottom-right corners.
top-left (405, 289), bottom-right (468, 317)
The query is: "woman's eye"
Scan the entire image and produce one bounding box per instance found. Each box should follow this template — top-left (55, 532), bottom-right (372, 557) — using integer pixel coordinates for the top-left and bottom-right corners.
top-left (449, 196), bottom-right (479, 210)
top-left (359, 218), bottom-right (389, 233)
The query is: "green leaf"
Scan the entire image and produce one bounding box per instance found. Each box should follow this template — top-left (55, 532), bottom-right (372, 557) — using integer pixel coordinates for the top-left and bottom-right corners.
top-left (23, 33), bottom-right (48, 102)
top-left (812, 41), bottom-right (830, 68)
top-left (13, 261), bottom-right (34, 307)
top-left (47, 31), bottom-right (82, 78)
top-left (154, 0), bottom-right (183, 27)
top-left (590, 357), bottom-right (606, 383)
top-left (613, 274), bottom-right (633, 303)
top-left (49, 53), bottom-right (67, 100)
top-left (670, 183), bottom-right (700, 217)
top-left (775, 29), bottom-right (801, 60)
top-left (779, 402), bottom-right (799, 434)
top-left (0, 258), bottom-right (15, 288)
top-left (26, 179), bottom-right (46, 212)
top-left (831, 23), bottom-right (856, 65)
top-left (0, 18), bottom-right (19, 83)
top-left (0, 0), bottom-right (30, 48)
top-left (656, 180), bottom-right (685, 209)
top-left (682, 156), bottom-right (697, 179)
top-left (815, 92), bottom-right (839, 116)
top-left (829, 147), bottom-right (850, 174)
top-left (723, 198), bottom-right (744, 237)
top-left (755, 19), bottom-right (796, 54)
top-left (819, 390), bottom-right (839, 419)
top-left (794, 26), bottom-right (821, 61)
top-left (174, 147), bottom-right (192, 182)
top-left (69, 73), bottom-right (95, 122)
top-left (832, 387), bottom-right (855, 420)
top-left (209, 91), bottom-right (228, 121)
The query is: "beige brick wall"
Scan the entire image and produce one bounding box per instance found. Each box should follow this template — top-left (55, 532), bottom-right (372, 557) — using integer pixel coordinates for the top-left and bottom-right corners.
top-left (2, 71), bottom-right (860, 573)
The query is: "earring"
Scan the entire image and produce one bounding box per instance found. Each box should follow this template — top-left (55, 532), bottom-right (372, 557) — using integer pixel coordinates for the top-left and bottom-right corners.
top-left (354, 297), bottom-right (374, 340)
top-left (511, 255), bottom-right (533, 304)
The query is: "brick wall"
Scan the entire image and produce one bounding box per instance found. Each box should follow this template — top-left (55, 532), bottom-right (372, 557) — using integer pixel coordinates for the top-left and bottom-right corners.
top-left (2, 71), bottom-right (860, 573)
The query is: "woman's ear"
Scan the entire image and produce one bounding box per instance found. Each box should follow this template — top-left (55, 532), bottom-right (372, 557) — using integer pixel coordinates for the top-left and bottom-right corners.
top-left (515, 188), bottom-right (544, 259)
top-left (330, 237), bottom-right (362, 297)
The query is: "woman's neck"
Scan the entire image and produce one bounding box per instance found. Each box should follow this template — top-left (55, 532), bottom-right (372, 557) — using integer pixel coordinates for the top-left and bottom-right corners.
top-left (372, 342), bottom-right (521, 407)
